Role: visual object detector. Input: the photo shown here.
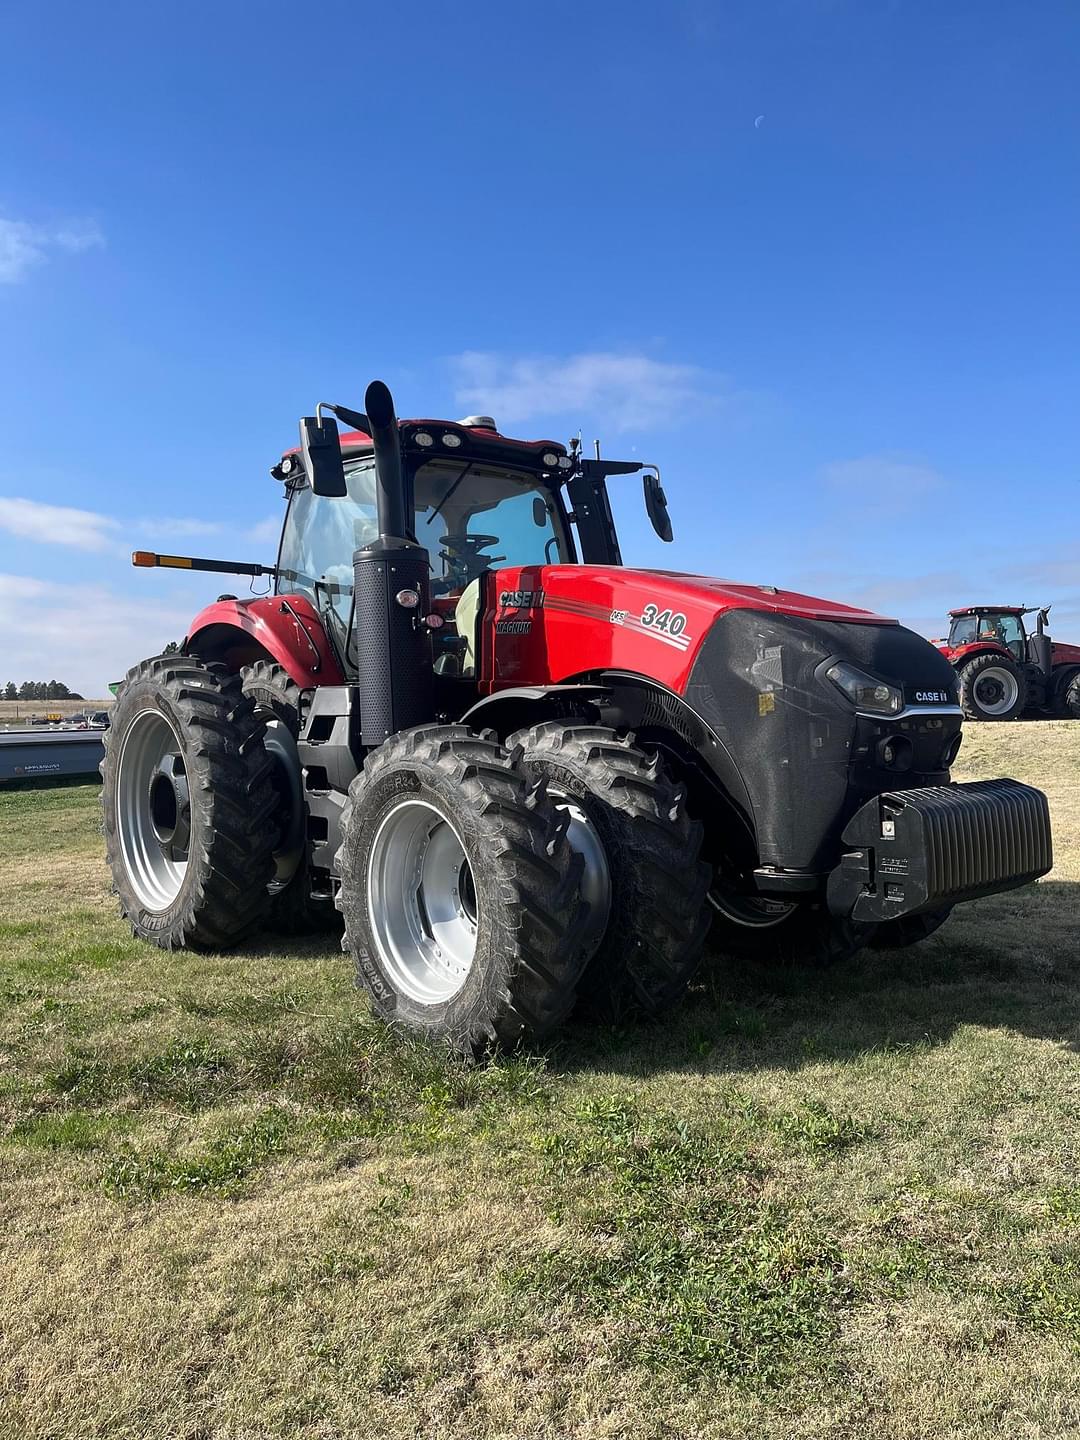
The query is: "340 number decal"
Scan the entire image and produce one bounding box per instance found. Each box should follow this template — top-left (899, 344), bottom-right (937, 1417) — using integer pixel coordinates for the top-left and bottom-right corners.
top-left (641, 603), bottom-right (687, 636)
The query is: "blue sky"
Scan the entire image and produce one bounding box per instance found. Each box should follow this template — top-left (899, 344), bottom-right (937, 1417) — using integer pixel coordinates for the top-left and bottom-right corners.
top-left (1, 0), bottom-right (1077, 696)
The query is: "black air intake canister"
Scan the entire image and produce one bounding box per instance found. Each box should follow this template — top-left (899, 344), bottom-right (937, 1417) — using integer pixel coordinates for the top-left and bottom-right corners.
top-left (353, 538), bottom-right (433, 748)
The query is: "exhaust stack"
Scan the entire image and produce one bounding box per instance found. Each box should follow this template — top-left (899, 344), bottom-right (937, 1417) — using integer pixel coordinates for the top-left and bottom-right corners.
top-left (365, 379), bottom-right (408, 542)
top-left (353, 380), bottom-right (433, 746)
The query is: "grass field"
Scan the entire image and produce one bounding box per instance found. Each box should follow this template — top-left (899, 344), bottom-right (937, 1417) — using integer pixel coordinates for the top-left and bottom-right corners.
top-left (1, 724), bottom-right (1078, 1440)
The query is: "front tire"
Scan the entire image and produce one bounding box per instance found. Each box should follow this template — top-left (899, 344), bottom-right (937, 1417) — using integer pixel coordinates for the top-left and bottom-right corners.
top-left (507, 724), bottom-right (712, 1020)
top-left (869, 907), bottom-right (952, 950)
top-left (708, 884), bottom-right (876, 967)
top-left (337, 726), bottom-right (589, 1053)
top-left (957, 652), bottom-right (1027, 721)
top-left (101, 655), bottom-right (277, 949)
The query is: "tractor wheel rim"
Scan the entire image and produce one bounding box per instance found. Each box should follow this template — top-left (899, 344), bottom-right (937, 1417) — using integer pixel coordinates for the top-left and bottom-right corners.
top-left (973, 667), bottom-right (1019, 715)
top-left (116, 709), bottom-right (190, 912)
top-left (260, 715), bottom-right (305, 891)
top-left (367, 799), bottom-right (478, 1005)
top-left (548, 791), bottom-right (611, 964)
top-left (708, 885), bottom-right (796, 929)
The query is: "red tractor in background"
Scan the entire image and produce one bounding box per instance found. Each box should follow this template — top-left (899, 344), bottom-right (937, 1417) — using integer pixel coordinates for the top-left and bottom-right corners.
top-left (936, 606), bottom-right (1080, 722)
top-left (101, 381), bottom-right (1052, 1053)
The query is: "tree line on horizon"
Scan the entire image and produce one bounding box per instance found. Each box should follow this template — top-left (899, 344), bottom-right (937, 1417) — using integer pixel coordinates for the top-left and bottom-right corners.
top-left (2, 681), bottom-right (86, 702)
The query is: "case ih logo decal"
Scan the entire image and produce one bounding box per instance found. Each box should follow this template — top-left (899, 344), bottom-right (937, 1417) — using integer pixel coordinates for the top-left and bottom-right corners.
top-left (914, 690), bottom-right (951, 704)
top-left (499, 590), bottom-right (545, 610)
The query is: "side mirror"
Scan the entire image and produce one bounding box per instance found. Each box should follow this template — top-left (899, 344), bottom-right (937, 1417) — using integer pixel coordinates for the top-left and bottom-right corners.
top-left (300, 415), bottom-right (347, 498)
top-left (532, 496), bottom-right (548, 528)
top-left (644, 471), bottom-right (673, 543)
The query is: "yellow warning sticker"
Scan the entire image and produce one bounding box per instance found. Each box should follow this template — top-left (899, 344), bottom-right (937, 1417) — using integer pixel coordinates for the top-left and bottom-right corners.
top-left (758, 692), bottom-right (776, 716)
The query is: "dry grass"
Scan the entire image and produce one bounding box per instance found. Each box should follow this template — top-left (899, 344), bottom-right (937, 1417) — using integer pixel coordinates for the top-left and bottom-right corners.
top-left (1, 724), bottom-right (1079, 1439)
top-left (0, 699), bottom-right (110, 727)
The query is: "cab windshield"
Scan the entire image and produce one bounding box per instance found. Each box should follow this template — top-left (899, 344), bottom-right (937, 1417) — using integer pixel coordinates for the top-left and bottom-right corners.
top-left (276, 457), bottom-right (572, 623)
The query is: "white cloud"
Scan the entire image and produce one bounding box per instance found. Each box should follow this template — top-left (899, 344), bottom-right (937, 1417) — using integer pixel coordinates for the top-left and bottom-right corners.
top-left (0, 574), bottom-right (193, 699)
top-left (0, 215), bottom-right (105, 285)
top-left (0, 497), bottom-right (238, 555)
top-left (246, 515), bottom-right (282, 547)
top-left (822, 454), bottom-right (943, 498)
top-left (450, 350), bottom-right (734, 430)
top-left (134, 516), bottom-right (224, 539)
top-left (0, 497), bottom-right (119, 552)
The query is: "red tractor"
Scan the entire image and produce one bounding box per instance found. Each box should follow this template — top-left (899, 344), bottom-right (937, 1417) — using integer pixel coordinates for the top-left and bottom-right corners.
top-left (937, 606), bottom-right (1080, 722)
top-left (101, 381), bottom-right (1052, 1051)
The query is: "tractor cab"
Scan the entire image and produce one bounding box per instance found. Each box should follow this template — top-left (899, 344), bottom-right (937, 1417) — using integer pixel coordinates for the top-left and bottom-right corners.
top-left (948, 607), bottom-right (1029, 664)
top-left (269, 400), bottom-right (672, 690)
top-left (272, 420), bottom-right (579, 680)
top-left (947, 605), bottom-right (1052, 674)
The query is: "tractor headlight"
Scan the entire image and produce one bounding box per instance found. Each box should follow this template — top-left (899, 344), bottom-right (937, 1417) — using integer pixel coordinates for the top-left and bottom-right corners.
top-left (541, 451), bottom-right (560, 469)
top-left (825, 660), bottom-right (903, 715)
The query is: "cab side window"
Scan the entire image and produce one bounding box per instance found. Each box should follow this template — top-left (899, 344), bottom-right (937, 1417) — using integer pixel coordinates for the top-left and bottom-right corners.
top-left (276, 465), bottom-right (378, 627)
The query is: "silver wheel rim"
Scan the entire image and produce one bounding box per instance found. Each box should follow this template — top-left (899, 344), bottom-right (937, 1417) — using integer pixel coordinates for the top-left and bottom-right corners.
top-left (549, 792), bottom-right (611, 964)
top-left (367, 799), bottom-right (479, 1005)
top-left (260, 715), bottom-right (304, 890)
top-left (973, 666), bottom-right (1019, 716)
top-left (709, 886), bottom-right (796, 929)
top-left (116, 709), bottom-right (190, 912)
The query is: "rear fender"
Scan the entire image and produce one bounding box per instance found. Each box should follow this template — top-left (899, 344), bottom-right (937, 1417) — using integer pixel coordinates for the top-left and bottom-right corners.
top-left (185, 595), bottom-right (344, 687)
top-left (948, 641), bottom-right (1015, 668)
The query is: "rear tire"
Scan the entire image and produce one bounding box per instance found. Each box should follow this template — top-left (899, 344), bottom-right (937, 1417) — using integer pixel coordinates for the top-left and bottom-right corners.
top-left (101, 655), bottom-right (277, 949)
top-left (240, 660), bottom-right (340, 935)
top-left (1059, 671), bottom-right (1080, 720)
top-left (869, 907), bottom-right (952, 950)
top-left (507, 723), bottom-right (712, 1020)
top-left (956, 652), bottom-right (1027, 721)
top-left (708, 884), bottom-right (876, 968)
top-left (337, 725), bottom-right (589, 1053)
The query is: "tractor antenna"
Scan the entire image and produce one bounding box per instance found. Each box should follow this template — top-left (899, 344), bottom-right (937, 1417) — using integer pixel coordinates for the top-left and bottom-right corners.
top-left (594, 439), bottom-right (601, 460)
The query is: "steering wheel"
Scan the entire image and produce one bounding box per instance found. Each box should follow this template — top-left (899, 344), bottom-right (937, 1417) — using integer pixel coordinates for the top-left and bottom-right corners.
top-left (436, 533), bottom-right (506, 592)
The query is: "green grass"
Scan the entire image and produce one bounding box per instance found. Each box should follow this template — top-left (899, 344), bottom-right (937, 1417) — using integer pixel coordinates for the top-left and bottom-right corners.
top-left (1, 730), bottom-right (1080, 1439)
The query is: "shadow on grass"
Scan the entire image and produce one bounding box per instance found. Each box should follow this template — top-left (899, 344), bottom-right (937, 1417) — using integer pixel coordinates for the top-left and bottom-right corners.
top-left (227, 877), bottom-right (1080, 1084)
top-left (547, 880), bottom-right (1080, 1080)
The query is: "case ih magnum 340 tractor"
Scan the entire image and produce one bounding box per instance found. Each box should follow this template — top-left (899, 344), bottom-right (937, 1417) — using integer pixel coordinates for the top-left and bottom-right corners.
top-left (937, 606), bottom-right (1080, 722)
top-left (102, 381), bottom-right (1052, 1051)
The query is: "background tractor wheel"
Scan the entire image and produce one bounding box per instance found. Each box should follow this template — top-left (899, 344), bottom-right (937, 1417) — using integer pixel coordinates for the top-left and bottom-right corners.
top-left (101, 654), bottom-right (277, 949)
top-left (957, 652), bottom-right (1027, 721)
top-left (869, 907), bottom-right (952, 950)
top-left (507, 723), bottom-right (711, 1021)
top-left (707, 885), bottom-right (876, 968)
top-left (240, 660), bottom-right (340, 934)
top-left (337, 725), bottom-right (589, 1053)
top-left (1060, 672), bottom-right (1080, 719)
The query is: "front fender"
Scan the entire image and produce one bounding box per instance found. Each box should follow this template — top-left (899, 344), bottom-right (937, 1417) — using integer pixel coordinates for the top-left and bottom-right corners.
top-left (186, 594), bottom-right (344, 687)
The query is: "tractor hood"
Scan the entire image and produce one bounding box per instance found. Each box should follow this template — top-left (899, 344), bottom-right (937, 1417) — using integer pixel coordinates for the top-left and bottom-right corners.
top-left (636, 570), bottom-right (893, 626)
top-left (1052, 641), bottom-right (1080, 666)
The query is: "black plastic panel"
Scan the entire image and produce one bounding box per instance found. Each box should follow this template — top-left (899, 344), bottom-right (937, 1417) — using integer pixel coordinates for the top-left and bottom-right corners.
top-left (685, 609), bottom-right (963, 872)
